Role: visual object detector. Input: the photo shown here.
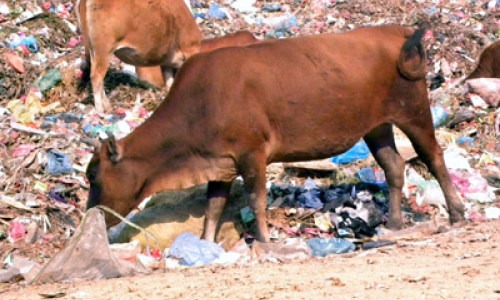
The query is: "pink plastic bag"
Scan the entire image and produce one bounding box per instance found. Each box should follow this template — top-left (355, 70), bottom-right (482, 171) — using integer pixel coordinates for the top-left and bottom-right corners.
top-left (10, 221), bottom-right (26, 241)
top-left (12, 144), bottom-right (37, 157)
top-left (449, 169), bottom-right (491, 202)
top-left (466, 78), bottom-right (500, 107)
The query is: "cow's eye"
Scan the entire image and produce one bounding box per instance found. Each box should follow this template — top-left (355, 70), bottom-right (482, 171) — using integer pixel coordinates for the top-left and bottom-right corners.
top-left (88, 172), bottom-right (97, 181)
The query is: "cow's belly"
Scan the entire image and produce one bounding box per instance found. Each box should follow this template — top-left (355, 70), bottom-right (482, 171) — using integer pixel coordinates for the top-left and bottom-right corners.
top-left (114, 46), bottom-right (178, 67)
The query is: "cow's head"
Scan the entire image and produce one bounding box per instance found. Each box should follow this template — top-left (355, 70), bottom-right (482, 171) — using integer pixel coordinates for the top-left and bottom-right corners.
top-left (86, 134), bottom-right (144, 228)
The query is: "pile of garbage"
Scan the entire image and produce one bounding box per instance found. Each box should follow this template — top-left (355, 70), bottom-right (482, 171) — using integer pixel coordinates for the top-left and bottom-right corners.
top-left (1, 0), bottom-right (500, 285)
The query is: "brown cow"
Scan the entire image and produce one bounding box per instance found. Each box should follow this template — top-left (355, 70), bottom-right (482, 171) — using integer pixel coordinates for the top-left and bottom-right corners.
top-left (86, 25), bottom-right (465, 243)
top-left (76, 0), bottom-right (201, 112)
top-left (467, 41), bottom-right (500, 79)
top-left (135, 31), bottom-right (259, 88)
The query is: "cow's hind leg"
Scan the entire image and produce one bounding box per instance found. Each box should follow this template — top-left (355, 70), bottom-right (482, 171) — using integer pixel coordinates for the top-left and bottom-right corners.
top-left (135, 66), bottom-right (165, 88)
top-left (364, 123), bottom-right (406, 229)
top-left (161, 66), bottom-right (176, 92)
top-left (396, 108), bottom-right (465, 225)
top-left (202, 181), bottom-right (233, 242)
top-left (89, 46), bottom-right (112, 113)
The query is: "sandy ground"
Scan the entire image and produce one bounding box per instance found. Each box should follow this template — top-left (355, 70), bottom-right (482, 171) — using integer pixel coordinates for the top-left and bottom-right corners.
top-left (2, 220), bottom-right (500, 300)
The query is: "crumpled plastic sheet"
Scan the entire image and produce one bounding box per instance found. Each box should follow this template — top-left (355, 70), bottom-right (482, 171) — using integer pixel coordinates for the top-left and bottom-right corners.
top-left (32, 208), bottom-right (150, 284)
top-left (306, 238), bottom-right (355, 257)
top-left (169, 232), bottom-right (226, 267)
top-left (45, 150), bottom-right (72, 175)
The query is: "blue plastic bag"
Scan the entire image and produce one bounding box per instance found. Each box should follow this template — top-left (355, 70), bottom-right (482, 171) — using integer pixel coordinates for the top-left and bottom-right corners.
top-left (297, 190), bottom-right (323, 209)
top-left (208, 4), bottom-right (227, 19)
top-left (262, 3), bottom-right (281, 12)
top-left (356, 168), bottom-right (386, 187)
top-left (169, 232), bottom-right (225, 266)
top-left (306, 238), bottom-right (355, 257)
top-left (331, 141), bottom-right (370, 164)
top-left (45, 150), bottom-right (72, 175)
top-left (45, 113), bottom-right (82, 123)
top-left (457, 137), bottom-right (474, 147)
top-left (193, 13), bottom-right (206, 19)
top-left (431, 104), bottom-right (450, 128)
top-left (9, 35), bottom-right (38, 52)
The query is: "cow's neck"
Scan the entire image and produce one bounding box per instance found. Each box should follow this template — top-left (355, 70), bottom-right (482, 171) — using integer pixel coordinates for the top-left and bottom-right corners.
top-left (122, 109), bottom-right (237, 202)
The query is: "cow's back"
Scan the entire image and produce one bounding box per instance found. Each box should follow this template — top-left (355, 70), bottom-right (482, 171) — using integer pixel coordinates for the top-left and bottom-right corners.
top-left (155, 26), bottom-right (421, 162)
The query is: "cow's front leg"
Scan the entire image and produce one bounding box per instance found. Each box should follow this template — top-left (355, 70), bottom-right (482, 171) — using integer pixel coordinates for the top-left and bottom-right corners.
top-left (239, 153), bottom-right (270, 243)
top-left (202, 181), bottom-right (233, 242)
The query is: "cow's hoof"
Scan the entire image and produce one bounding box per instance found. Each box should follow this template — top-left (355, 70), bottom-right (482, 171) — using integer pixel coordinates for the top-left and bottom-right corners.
top-left (254, 231), bottom-right (271, 243)
top-left (449, 210), bottom-right (466, 226)
top-left (385, 219), bottom-right (404, 230)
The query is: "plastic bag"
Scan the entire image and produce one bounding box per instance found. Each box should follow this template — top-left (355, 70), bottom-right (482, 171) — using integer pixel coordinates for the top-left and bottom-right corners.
top-left (416, 185), bottom-right (447, 208)
top-left (431, 104), bottom-right (452, 128)
top-left (443, 146), bottom-right (472, 171)
top-left (169, 232), bottom-right (225, 266)
top-left (485, 207), bottom-right (500, 219)
top-left (109, 240), bottom-right (142, 263)
top-left (449, 169), bottom-right (493, 203)
top-left (266, 13), bottom-right (297, 33)
top-left (252, 239), bottom-right (312, 263)
top-left (9, 35), bottom-right (38, 52)
top-left (45, 150), bottom-right (72, 175)
top-left (9, 221), bottom-right (25, 241)
top-left (306, 238), bottom-right (355, 257)
top-left (32, 208), bottom-right (150, 284)
top-left (35, 69), bottom-right (62, 93)
top-left (208, 4), bottom-right (227, 19)
top-left (230, 0), bottom-right (258, 14)
top-left (466, 78), bottom-right (500, 108)
top-left (7, 93), bottom-right (43, 124)
top-left (5, 52), bottom-right (25, 73)
top-left (356, 168), bottom-right (386, 186)
top-left (261, 3), bottom-right (281, 12)
top-left (331, 141), bottom-right (370, 164)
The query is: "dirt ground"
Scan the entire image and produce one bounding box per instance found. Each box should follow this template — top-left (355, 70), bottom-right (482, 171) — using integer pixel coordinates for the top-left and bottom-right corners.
top-left (1, 220), bottom-right (500, 300)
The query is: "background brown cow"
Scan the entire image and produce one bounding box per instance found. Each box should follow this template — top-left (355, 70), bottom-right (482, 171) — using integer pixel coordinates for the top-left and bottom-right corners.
top-left (467, 41), bottom-right (500, 79)
top-left (76, 0), bottom-right (201, 112)
top-left (135, 31), bottom-right (259, 88)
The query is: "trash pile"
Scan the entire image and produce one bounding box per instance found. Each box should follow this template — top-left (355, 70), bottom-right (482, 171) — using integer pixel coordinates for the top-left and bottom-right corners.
top-left (1, 0), bottom-right (500, 285)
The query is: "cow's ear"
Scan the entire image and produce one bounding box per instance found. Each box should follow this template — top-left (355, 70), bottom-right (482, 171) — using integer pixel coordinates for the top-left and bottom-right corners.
top-left (101, 131), bottom-right (122, 163)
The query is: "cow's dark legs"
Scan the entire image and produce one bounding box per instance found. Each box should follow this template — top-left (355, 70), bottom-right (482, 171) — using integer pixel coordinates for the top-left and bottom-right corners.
top-left (397, 119), bottom-right (465, 224)
top-left (202, 181), bottom-right (233, 242)
top-left (239, 153), bottom-right (270, 242)
top-left (364, 123), bottom-right (406, 229)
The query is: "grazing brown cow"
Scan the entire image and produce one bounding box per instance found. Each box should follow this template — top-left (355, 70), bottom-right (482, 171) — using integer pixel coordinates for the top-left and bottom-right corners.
top-left (467, 41), bottom-right (500, 79)
top-left (86, 25), bottom-right (465, 243)
top-left (135, 31), bottom-right (259, 88)
top-left (76, 0), bottom-right (201, 112)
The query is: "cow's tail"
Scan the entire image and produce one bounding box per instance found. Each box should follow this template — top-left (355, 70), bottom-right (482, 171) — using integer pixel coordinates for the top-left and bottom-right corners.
top-left (397, 27), bottom-right (427, 81)
top-left (78, 58), bottom-right (91, 92)
top-left (76, 0), bottom-right (91, 92)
